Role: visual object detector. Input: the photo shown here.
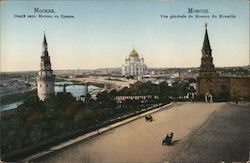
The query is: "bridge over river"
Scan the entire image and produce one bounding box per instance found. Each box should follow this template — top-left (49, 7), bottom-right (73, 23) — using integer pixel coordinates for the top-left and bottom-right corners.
top-left (67, 77), bottom-right (133, 90)
top-left (30, 102), bottom-right (250, 162)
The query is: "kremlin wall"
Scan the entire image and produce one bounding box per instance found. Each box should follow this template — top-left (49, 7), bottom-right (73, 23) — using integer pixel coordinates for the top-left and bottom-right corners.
top-left (196, 23), bottom-right (250, 101)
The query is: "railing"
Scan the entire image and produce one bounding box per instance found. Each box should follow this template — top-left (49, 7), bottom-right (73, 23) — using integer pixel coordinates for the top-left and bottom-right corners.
top-left (0, 108), bottom-right (22, 118)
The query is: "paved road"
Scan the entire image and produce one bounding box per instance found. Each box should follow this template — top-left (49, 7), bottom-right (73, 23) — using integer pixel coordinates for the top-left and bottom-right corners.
top-left (38, 102), bottom-right (245, 163)
top-left (171, 103), bottom-right (250, 162)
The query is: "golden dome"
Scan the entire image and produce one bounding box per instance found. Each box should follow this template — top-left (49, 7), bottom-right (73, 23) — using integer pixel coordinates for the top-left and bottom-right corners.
top-left (129, 49), bottom-right (139, 59)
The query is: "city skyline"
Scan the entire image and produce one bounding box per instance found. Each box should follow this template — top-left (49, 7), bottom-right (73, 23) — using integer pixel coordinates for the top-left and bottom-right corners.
top-left (0, 0), bottom-right (249, 72)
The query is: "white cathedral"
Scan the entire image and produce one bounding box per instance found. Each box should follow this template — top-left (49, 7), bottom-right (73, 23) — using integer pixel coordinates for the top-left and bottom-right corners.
top-left (122, 49), bottom-right (147, 77)
top-left (37, 33), bottom-right (55, 101)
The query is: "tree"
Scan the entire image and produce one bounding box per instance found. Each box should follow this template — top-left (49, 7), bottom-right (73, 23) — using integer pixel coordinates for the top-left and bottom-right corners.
top-left (74, 109), bottom-right (96, 127)
top-left (85, 93), bottom-right (91, 103)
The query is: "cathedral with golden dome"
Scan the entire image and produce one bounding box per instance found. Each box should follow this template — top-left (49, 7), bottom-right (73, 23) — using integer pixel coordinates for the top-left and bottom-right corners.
top-left (122, 48), bottom-right (147, 77)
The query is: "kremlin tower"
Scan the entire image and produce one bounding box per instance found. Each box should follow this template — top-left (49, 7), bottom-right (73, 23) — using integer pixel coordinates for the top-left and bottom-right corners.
top-left (37, 33), bottom-right (55, 101)
top-left (199, 23), bottom-right (218, 77)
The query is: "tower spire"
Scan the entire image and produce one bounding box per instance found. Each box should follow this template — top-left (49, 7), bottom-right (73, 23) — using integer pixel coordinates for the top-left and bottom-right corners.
top-left (199, 23), bottom-right (218, 77)
top-left (43, 31), bottom-right (47, 45)
top-left (202, 22), bottom-right (211, 52)
top-left (42, 32), bottom-right (48, 55)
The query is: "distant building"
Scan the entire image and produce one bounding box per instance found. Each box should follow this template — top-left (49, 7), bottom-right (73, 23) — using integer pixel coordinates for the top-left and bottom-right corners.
top-left (196, 23), bottom-right (250, 101)
top-left (122, 48), bottom-right (147, 78)
top-left (37, 33), bottom-right (55, 101)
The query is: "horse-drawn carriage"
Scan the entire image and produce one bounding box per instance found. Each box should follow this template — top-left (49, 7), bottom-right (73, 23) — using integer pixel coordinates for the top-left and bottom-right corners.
top-left (145, 115), bottom-right (153, 122)
top-left (162, 132), bottom-right (174, 145)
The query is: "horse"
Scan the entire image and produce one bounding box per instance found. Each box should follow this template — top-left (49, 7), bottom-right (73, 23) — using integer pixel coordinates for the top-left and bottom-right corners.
top-left (162, 132), bottom-right (174, 145)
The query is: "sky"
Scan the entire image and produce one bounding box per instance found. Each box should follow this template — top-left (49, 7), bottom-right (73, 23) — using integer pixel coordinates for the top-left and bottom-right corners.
top-left (0, 0), bottom-right (249, 72)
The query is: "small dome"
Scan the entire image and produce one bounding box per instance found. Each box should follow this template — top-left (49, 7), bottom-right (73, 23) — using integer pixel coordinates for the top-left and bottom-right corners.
top-left (129, 49), bottom-right (139, 59)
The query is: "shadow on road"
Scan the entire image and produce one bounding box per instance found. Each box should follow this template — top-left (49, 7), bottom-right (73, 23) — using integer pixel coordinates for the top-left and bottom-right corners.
top-left (162, 139), bottom-right (181, 146)
top-left (168, 139), bottom-right (181, 146)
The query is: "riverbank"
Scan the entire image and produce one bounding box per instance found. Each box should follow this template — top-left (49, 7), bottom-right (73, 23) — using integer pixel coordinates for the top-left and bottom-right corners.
top-left (0, 89), bottom-right (36, 106)
top-left (0, 81), bottom-right (101, 111)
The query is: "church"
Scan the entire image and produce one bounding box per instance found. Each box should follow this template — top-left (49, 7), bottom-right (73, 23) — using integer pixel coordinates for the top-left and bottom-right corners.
top-left (196, 24), bottom-right (250, 101)
top-left (122, 48), bottom-right (147, 78)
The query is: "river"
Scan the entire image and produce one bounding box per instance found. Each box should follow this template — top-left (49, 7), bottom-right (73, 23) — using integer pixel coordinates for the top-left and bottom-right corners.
top-left (0, 82), bottom-right (101, 112)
